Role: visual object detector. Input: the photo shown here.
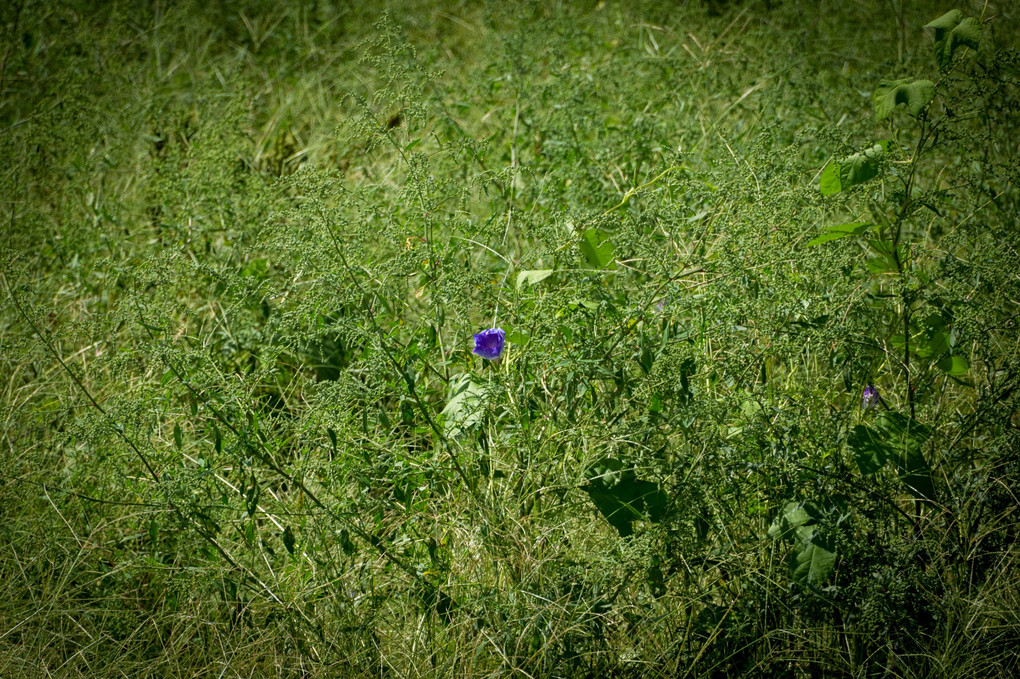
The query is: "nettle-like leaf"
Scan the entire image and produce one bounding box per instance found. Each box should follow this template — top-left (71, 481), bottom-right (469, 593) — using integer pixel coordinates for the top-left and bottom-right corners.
top-left (768, 500), bottom-right (817, 543)
top-left (806, 222), bottom-right (874, 247)
top-left (847, 424), bottom-right (890, 476)
top-left (441, 373), bottom-right (487, 436)
top-left (768, 501), bottom-right (836, 588)
top-left (873, 78), bottom-right (935, 121)
top-left (516, 269), bottom-right (555, 289)
top-left (583, 457), bottom-right (667, 537)
top-left (791, 534), bottom-right (837, 588)
top-left (937, 354), bottom-right (970, 376)
top-left (865, 238), bottom-right (906, 275)
top-left (578, 228), bottom-right (616, 269)
top-left (925, 9), bottom-right (982, 71)
top-left (819, 142), bottom-right (890, 196)
top-left (848, 412), bottom-right (936, 503)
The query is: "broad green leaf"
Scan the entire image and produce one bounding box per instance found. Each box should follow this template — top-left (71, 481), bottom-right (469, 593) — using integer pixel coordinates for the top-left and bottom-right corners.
top-left (508, 330), bottom-right (530, 345)
top-left (865, 238), bottom-right (904, 274)
top-left (579, 228), bottom-right (616, 269)
top-left (870, 413), bottom-right (937, 503)
top-left (819, 143), bottom-right (887, 195)
top-left (441, 374), bottom-right (487, 436)
top-left (901, 446), bottom-right (937, 504)
top-left (872, 412), bottom-right (932, 452)
top-left (791, 534), bottom-right (836, 587)
top-left (516, 269), bottom-right (555, 289)
top-left (583, 457), bottom-right (667, 537)
top-left (925, 10), bottom-right (982, 71)
top-left (819, 161), bottom-right (842, 196)
top-left (768, 500), bottom-right (816, 542)
top-left (937, 354), bottom-right (970, 376)
top-left (915, 313), bottom-right (951, 359)
top-left (866, 257), bottom-right (897, 274)
top-left (770, 501), bottom-right (836, 587)
top-left (848, 424), bottom-right (892, 475)
top-left (873, 78), bottom-right (935, 121)
top-left (806, 222), bottom-right (873, 246)
top-left (173, 423), bottom-right (183, 450)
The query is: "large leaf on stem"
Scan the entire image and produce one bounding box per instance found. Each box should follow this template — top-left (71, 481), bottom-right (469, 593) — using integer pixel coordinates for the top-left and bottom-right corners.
top-left (441, 374), bottom-right (487, 436)
top-left (873, 78), bottom-right (935, 121)
top-left (820, 143), bottom-right (889, 195)
top-left (579, 228), bottom-right (616, 269)
top-left (848, 412), bottom-right (936, 503)
top-left (806, 222), bottom-right (873, 247)
top-left (583, 457), bottom-right (667, 537)
top-left (925, 10), bottom-right (981, 71)
top-left (768, 501), bottom-right (836, 587)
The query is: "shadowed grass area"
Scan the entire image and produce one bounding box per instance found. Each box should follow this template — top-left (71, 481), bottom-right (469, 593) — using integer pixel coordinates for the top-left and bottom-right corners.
top-left (2, 0), bottom-right (1019, 676)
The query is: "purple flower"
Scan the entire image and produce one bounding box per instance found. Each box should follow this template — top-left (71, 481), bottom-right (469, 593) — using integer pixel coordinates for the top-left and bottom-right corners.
top-left (472, 327), bottom-right (506, 360)
top-left (862, 384), bottom-right (880, 410)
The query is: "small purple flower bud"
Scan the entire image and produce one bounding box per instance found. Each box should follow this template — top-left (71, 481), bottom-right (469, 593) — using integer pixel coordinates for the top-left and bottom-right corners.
top-left (472, 327), bottom-right (505, 360)
top-left (862, 384), bottom-right (880, 410)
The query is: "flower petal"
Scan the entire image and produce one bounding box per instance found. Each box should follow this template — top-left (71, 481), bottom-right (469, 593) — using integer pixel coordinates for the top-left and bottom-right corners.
top-left (472, 328), bottom-right (505, 360)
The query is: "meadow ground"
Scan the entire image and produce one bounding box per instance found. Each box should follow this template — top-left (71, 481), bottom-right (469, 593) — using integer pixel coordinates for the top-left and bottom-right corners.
top-left (2, 1), bottom-right (1019, 676)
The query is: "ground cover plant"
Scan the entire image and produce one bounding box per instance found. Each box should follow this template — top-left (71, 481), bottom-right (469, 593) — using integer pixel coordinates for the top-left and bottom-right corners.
top-left (2, 0), bottom-right (1019, 676)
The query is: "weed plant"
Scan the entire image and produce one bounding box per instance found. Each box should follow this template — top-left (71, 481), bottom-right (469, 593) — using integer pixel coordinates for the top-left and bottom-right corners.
top-left (2, 1), bottom-right (1019, 677)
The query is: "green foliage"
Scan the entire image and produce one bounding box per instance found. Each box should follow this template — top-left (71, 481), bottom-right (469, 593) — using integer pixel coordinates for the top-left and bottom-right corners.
top-left (577, 227), bottom-right (617, 270)
top-left (926, 9), bottom-right (983, 71)
top-left (873, 78), bottom-right (935, 120)
top-left (819, 141), bottom-right (890, 195)
top-left (3, 1), bottom-right (1019, 677)
top-left (805, 221), bottom-right (874, 246)
top-left (582, 457), bottom-right (667, 537)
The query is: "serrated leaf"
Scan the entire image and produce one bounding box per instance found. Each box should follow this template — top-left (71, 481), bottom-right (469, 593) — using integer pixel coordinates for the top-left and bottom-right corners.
top-left (925, 10), bottom-right (981, 71)
top-left (873, 78), bottom-right (935, 121)
top-left (516, 269), bottom-right (555, 289)
top-left (583, 457), bottom-right (667, 537)
top-left (865, 238), bottom-right (904, 274)
top-left (925, 9), bottom-right (964, 32)
top-left (578, 228), bottom-right (616, 269)
top-left (806, 222), bottom-right (873, 246)
top-left (872, 412), bottom-right (932, 452)
top-left (853, 413), bottom-right (937, 503)
top-left (876, 413), bottom-right (935, 502)
top-left (791, 534), bottom-right (836, 587)
top-left (916, 313), bottom-right (951, 359)
top-left (819, 161), bottom-right (842, 196)
top-left (937, 354), bottom-right (969, 376)
top-left (848, 424), bottom-right (891, 475)
top-left (768, 500), bottom-right (816, 541)
top-left (819, 143), bottom-right (887, 195)
top-left (441, 373), bottom-right (487, 436)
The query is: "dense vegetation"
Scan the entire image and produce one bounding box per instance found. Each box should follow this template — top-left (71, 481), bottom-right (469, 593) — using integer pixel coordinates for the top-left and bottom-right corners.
top-left (2, 1), bottom-right (1018, 676)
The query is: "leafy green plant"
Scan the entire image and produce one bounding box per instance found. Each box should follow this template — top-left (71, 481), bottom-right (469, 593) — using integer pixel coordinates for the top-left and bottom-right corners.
top-left (2, 2), bottom-right (1018, 677)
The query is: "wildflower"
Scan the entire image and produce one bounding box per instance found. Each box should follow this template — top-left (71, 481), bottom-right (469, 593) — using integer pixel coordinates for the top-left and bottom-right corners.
top-left (862, 384), bottom-right (880, 410)
top-left (472, 327), bottom-right (505, 360)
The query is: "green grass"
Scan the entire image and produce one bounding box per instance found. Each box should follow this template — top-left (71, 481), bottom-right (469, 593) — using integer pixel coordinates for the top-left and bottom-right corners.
top-left (2, 0), bottom-right (1020, 676)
